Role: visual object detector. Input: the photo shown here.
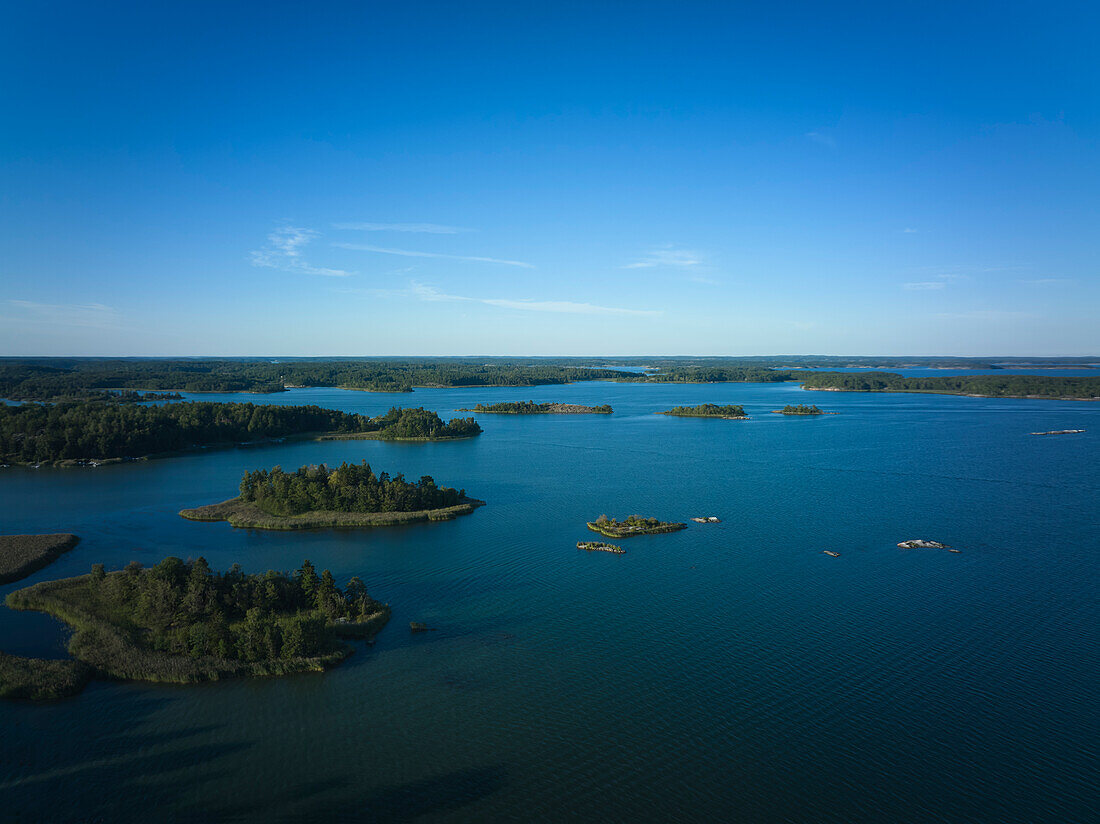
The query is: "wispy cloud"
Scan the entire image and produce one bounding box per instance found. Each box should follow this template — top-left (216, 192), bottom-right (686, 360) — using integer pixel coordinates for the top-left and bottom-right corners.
top-left (1019, 277), bottom-right (1073, 285)
top-left (333, 222), bottom-right (471, 234)
top-left (251, 226), bottom-right (353, 277)
top-left (623, 247), bottom-right (702, 269)
top-left (806, 131), bottom-right (836, 148)
top-left (335, 243), bottom-right (533, 268)
top-left (5, 300), bottom-right (121, 329)
top-left (904, 281), bottom-right (947, 290)
top-left (903, 228), bottom-right (918, 233)
top-left (408, 282), bottom-right (659, 316)
top-left (935, 309), bottom-right (1033, 321)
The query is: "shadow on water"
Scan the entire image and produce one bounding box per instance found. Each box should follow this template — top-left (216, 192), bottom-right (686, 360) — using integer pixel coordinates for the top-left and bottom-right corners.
top-left (2, 690), bottom-right (255, 823)
top-left (277, 766), bottom-right (508, 823)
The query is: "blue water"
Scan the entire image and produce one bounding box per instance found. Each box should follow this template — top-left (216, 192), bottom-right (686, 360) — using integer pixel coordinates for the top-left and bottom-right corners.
top-left (2, 382), bottom-right (1098, 822)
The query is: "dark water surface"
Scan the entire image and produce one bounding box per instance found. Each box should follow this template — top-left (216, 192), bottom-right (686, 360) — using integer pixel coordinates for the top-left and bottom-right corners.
top-left (2, 382), bottom-right (1098, 822)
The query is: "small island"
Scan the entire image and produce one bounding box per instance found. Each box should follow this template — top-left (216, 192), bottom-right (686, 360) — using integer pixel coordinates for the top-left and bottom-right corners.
top-left (586, 514), bottom-right (688, 538)
top-left (577, 541), bottom-right (625, 554)
top-left (897, 539), bottom-right (951, 549)
top-left (2, 557), bottom-right (390, 699)
top-left (181, 461), bottom-right (484, 530)
top-left (319, 406), bottom-right (482, 441)
top-left (772, 404), bottom-right (825, 415)
top-left (658, 404), bottom-right (748, 419)
top-left (0, 533), bottom-right (80, 584)
top-left (457, 401), bottom-right (612, 414)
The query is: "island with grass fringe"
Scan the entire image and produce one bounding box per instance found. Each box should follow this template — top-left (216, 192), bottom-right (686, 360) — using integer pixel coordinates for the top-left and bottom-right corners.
top-left (0, 533), bottom-right (81, 584)
top-left (1, 557), bottom-right (390, 699)
top-left (658, 403), bottom-right (749, 419)
top-left (586, 514), bottom-right (688, 538)
top-left (457, 401), bottom-right (612, 414)
top-left (771, 404), bottom-right (826, 415)
top-left (181, 461), bottom-right (484, 530)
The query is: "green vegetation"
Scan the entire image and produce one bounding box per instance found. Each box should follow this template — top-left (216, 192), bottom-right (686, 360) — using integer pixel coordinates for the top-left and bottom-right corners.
top-left (0, 359), bottom-right (635, 399)
top-left (0, 402), bottom-right (479, 464)
top-left (799, 371), bottom-right (1100, 400)
top-left (4, 558), bottom-right (390, 692)
top-left (240, 461), bottom-right (467, 516)
top-left (659, 403), bottom-right (748, 418)
top-left (576, 541), bottom-right (625, 554)
top-left (460, 401), bottom-right (612, 414)
top-left (2, 357), bottom-right (1096, 401)
top-left (0, 534), bottom-right (80, 584)
top-left (775, 404), bottom-right (824, 415)
top-left (620, 366), bottom-right (794, 383)
top-left (181, 461), bottom-right (483, 530)
top-left (587, 514), bottom-right (688, 538)
top-left (0, 652), bottom-right (91, 700)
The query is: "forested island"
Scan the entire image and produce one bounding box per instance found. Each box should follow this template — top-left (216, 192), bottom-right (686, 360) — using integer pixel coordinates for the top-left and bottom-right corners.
top-left (659, 403), bottom-right (749, 419)
top-left (773, 404), bottom-right (825, 415)
top-left (799, 372), bottom-right (1100, 400)
top-left (0, 534), bottom-right (80, 584)
top-left (1, 557), bottom-right (390, 699)
top-left (458, 401), bottom-right (613, 414)
top-left (587, 515), bottom-right (688, 538)
top-left (181, 461), bottom-right (483, 530)
top-left (0, 402), bottom-right (479, 465)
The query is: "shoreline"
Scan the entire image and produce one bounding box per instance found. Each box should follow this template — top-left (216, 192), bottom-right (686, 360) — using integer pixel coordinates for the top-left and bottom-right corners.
top-left (179, 496), bottom-right (486, 530)
top-left (802, 386), bottom-right (1100, 401)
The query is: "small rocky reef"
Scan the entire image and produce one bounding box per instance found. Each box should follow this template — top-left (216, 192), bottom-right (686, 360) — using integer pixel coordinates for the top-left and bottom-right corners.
top-left (577, 541), bottom-right (625, 554)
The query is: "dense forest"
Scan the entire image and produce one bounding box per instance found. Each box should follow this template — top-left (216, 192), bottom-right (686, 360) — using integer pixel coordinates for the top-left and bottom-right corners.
top-left (9, 557), bottom-right (387, 667)
top-left (0, 402), bottom-right (479, 464)
top-left (798, 372), bottom-right (1100, 399)
top-left (3, 358), bottom-right (1093, 401)
top-left (661, 403), bottom-right (748, 418)
top-left (466, 401), bottom-right (613, 413)
top-left (0, 359), bottom-right (636, 399)
top-left (239, 462), bottom-right (466, 516)
top-left (621, 367), bottom-right (794, 383)
top-left (778, 404), bottom-right (823, 414)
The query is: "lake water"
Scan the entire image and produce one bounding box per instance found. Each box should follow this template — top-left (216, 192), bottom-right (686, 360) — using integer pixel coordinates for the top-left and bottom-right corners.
top-left (2, 381), bottom-right (1098, 822)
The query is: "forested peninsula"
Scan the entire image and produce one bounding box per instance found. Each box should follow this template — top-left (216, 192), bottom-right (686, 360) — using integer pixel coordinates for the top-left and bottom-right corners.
top-left (181, 461), bottom-right (483, 530)
top-left (799, 372), bottom-right (1100, 400)
top-left (0, 402), bottom-right (479, 465)
top-left (1, 557), bottom-right (390, 699)
top-left (0, 534), bottom-right (80, 584)
top-left (458, 401), bottom-right (612, 414)
top-left (659, 404), bottom-right (749, 419)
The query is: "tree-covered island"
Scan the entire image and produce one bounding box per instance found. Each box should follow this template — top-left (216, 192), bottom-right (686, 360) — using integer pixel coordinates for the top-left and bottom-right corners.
top-left (586, 515), bottom-right (688, 538)
top-left (798, 371), bottom-right (1100, 400)
top-left (457, 401), bottom-right (612, 414)
top-left (0, 402), bottom-right (480, 465)
top-left (1, 557), bottom-right (390, 699)
top-left (181, 461), bottom-right (484, 530)
top-left (658, 403), bottom-right (749, 419)
top-left (773, 404), bottom-right (825, 415)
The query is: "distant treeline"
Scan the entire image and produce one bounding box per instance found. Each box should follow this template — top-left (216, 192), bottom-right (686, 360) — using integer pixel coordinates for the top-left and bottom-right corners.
top-left (621, 367), bottom-right (793, 384)
top-left (240, 461), bottom-right (465, 516)
top-left (3, 358), bottom-right (1094, 401)
top-left (799, 372), bottom-right (1100, 399)
top-left (0, 359), bottom-right (635, 399)
top-left (0, 402), bottom-right (478, 464)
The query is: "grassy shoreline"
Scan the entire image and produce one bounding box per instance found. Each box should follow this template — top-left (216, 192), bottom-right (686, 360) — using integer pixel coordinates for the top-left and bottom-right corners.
top-left (4, 573), bottom-right (390, 694)
top-left (180, 496), bottom-right (486, 530)
top-left (0, 534), bottom-right (80, 584)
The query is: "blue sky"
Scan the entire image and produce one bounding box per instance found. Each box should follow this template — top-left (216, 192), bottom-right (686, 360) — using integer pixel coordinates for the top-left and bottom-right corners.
top-left (1, 1), bottom-right (1097, 356)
